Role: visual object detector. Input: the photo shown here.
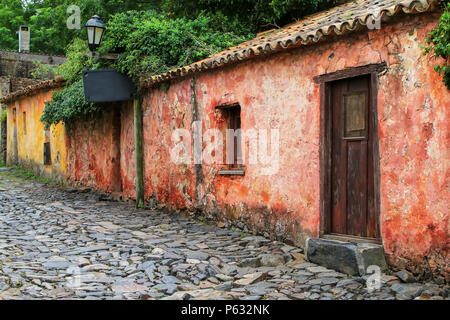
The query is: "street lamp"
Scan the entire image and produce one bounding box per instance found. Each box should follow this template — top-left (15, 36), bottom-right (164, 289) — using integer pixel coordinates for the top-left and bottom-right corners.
top-left (85, 15), bottom-right (105, 53)
top-left (82, 13), bottom-right (135, 104)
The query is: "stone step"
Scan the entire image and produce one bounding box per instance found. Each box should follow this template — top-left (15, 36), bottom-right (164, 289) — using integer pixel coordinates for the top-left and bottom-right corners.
top-left (305, 238), bottom-right (387, 276)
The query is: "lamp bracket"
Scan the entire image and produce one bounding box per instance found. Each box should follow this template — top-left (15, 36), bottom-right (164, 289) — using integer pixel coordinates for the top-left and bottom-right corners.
top-left (85, 52), bottom-right (119, 60)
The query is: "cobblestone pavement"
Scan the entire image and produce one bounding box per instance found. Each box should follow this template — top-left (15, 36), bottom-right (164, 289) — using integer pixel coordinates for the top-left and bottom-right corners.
top-left (0, 167), bottom-right (448, 300)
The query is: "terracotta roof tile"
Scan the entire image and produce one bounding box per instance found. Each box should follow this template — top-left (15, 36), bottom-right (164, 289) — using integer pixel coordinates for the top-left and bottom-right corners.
top-left (0, 77), bottom-right (65, 104)
top-left (142, 0), bottom-right (439, 88)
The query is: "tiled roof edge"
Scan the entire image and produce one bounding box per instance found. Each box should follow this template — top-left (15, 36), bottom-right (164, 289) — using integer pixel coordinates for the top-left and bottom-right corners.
top-left (0, 77), bottom-right (66, 104)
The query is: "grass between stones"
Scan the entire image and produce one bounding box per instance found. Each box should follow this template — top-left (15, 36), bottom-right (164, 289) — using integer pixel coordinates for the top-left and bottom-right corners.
top-left (0, 164), bottom-right (64, 187)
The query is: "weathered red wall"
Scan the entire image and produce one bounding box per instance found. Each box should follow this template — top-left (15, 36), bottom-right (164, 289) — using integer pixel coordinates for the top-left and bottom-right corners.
top-left (375, 21), bottom-right (450, 278)
top-left (142, 81), bottom-right (196, 210)
top-left (65, 106), bottom-right (122, 193)
top-left (120, 101), bottom-right (136, 200)
top-left (133, 12), bottom-right (448, 279)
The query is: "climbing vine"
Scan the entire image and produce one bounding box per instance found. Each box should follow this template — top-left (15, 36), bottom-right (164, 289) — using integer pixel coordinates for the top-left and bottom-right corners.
top-left (40, 80), bottom-right (100, 128)
top-left (424, 2), bottom-right (450, 89)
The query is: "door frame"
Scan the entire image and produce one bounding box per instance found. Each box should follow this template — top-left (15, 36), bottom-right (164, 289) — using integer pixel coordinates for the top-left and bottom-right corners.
top-left (314, 62), bottom-right (387, 242)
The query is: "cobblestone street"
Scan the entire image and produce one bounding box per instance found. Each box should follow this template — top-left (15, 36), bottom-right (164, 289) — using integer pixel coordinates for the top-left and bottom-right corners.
top-left (0, 167), bottom-right (447, 300)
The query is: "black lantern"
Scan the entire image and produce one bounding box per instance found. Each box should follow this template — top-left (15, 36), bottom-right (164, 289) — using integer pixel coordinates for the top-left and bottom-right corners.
top-left (85, 15), bottom-right (105, 52)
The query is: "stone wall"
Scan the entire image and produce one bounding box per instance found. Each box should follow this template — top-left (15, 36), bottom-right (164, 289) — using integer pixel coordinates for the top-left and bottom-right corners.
top-left (0, 50), bottom-right (66, 78)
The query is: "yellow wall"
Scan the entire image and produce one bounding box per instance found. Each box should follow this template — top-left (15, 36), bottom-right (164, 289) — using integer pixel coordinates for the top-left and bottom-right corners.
top-left (6, 90), bottom-right (67, 182)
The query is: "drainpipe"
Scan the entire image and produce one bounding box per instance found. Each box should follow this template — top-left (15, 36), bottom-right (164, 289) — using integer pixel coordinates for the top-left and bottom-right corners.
top-left (134, 95), bottom-right (144, 208)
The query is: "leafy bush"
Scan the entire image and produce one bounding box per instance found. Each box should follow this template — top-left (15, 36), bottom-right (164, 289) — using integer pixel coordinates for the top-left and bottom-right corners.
top-left (0, 0), bottom-right (160, 54)
top-left (424, 3), bottom-right (450, 89)
top-left (40, 38), bottom-right (101, 127)
top-left (161, 0), bottom-right (338, 31)
top-left (0, 0), bottom-right (337, 54)
top-left (31, 61), bottom-right (58, 80)
top-left (100, 10), bottom-right (253, 83)
top-left (57, 38), bottom-right (94, 85)
top-left (40, 80), bottom-right (99, 128)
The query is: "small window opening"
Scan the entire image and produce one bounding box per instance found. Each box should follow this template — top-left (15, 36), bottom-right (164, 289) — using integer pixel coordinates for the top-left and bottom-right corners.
top-left (228, 106), bottom-right (242, 169)
top-left (216, 103), bottom-right (244, 176)
top-left (43, 142), bottom-right (51, 165)
top-left (23, 112), bottom-right (26, 135)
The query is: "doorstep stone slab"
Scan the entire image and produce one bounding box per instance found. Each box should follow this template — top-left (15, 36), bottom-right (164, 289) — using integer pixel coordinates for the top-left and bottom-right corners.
top-left (305, 238), bottom-right (387, 276)
top-left (355, 242), bottom-right (387, 275)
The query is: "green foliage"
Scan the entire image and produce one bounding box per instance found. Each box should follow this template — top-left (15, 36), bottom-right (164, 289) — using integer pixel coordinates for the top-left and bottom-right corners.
top-left (100, 10), bottom-right (252, 83)
top-left (57, 38), bottom-right (93, 85)
top-left (39, 38), bottom-right (99, 127)
top-left (31, 61), bottom-right (58, 80)
top-left (0, 0), bottom-right (160, 54)
top-left (1, 109), bottom-right (6, 122)
top-left (0, 0), bottom-right (337, 55)
top-left (162, 0), bottom-right (338, 31)
top-left (424, 3), bottom-right (450, 89)
top-left (40, 80), bottom-right (99, 128)
top-left (0, 0), bottom-right (26, 50)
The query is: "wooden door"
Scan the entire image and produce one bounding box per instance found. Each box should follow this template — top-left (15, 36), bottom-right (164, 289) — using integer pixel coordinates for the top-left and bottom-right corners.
top-left (330, 76), bottom-right (377, 238)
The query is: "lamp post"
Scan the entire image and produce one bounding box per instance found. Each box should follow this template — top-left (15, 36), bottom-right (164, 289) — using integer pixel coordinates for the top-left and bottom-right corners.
top-left (85, 15), bottom-right (105, 54)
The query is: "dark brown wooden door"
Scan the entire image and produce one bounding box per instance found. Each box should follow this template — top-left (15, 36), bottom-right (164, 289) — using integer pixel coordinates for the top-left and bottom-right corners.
top-left (330, 76), bottom-right (377, 238)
